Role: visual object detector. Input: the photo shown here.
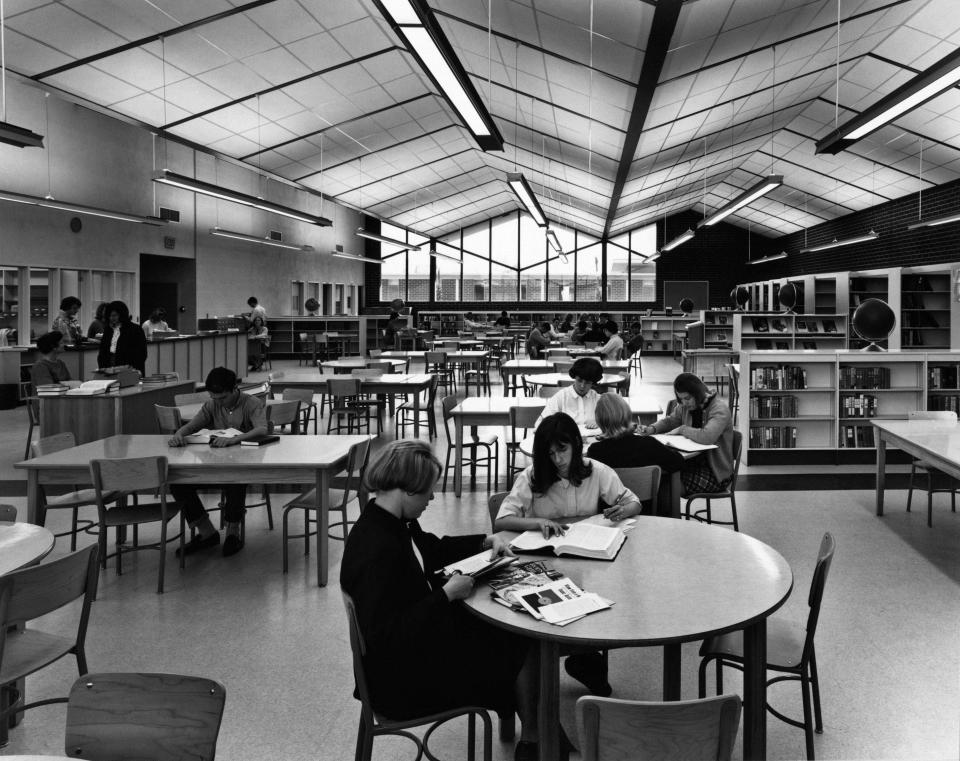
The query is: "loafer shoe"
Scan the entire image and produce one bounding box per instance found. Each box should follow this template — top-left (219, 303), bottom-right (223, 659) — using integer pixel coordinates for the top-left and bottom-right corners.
top-left (176, 532), bottom-right (220, 557)
top-left (222, 534), bottom-right (244, 557)
top-left (564, 652), bottom-right (612, 697)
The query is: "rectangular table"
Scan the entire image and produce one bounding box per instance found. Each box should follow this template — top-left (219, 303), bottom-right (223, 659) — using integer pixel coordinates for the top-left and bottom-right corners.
top-left (501, 359), bottom-right (629, 395)
top-left (873, 418), bottom-right (960, 516)
top-left (451, 395), bottom-right (662, 497)
top-left (15, 434), bottom-right (369, 586)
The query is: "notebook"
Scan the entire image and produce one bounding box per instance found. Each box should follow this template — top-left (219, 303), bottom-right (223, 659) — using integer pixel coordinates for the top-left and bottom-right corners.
top-left (240, 434), bottom-right (280, 447)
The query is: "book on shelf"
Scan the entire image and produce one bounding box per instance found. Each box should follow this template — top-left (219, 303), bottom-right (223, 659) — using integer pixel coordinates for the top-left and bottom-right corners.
top-left (840, 394), bottom-right (878, 418)
top-left (751, 317), bottom-right (770, 332)
top-left (806, 321), bottom-right (819, 333)
top-left (718, 315), bottom-right (727, 325)
top-left (839, 425), bottom-right (875, 448)
top-left (822, 320), bottom-right (837, 333)
top-left (651, 434), bottom-right (719, 453)
top-left (771, 319), bottom-right (788, 333)
top-left (239, 433), bottom-right (281, 447)
top-left (509, 520), bottom-right (627, 560)
top-left (749, 395), bottom-right (798, 419)
top-left (65, 379), bottom-right (118, 395)
top-left (775, 341), bottom-right (790, 351)
top-left (749, 425), bottom-right (798, 448)
top-left (838, 366), bottom-right (890, 389)
top-left (929, 365), bottom-right (959, 389)
top-left (796, 320), bottom-right (806, 330)
top-left (751, 365), bottom-right (807, 390)
top-left (183, 428), bottom-right (244, 444)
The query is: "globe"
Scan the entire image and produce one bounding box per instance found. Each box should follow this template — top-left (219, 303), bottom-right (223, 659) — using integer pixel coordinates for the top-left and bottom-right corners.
top-left (779, 282), bottom-right (800, 312)
top-left (852, 298), bottom-right (895, 350)
top-left (679, 297), bottom-right (695, 315)
top-left (304, 297), bottom-right (319, 313)
top-left (730, 286), bottom-right (750, 310)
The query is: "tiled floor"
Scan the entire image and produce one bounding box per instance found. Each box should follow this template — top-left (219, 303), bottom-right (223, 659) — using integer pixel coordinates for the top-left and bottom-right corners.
top-left (1, 356), bottom-right (957, 760)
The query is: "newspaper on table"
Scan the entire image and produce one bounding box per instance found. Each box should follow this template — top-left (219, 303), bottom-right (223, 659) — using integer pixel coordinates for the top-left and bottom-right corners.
top-left (485, 560), bottom-right (611, 626)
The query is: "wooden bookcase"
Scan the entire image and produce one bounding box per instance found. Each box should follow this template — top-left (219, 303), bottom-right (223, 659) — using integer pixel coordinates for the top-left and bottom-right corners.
top-left (733, 313), bottom-right (847, 352)
top-left (900, 271), bottom-right (951, 351)
top-left (701, 310), bottom-right (735, 349)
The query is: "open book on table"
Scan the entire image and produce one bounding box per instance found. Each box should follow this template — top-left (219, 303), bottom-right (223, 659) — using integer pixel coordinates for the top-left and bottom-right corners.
top-left (440, 550), bottom-right (516, 579)
top-left (651, 434), bottom-right (718, 453)
top-left (509, 520), bottom-right (627, 560)
top-left (183, 428), bottom-right (244, 444)
top-left (65, 379), bottom-right (118, 395)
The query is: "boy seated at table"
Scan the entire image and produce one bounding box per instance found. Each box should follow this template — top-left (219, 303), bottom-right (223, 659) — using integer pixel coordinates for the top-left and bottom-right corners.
top-left (167, 367), bottom-right (268, 557)
top-left (535, 357), bottom-right (603, 428)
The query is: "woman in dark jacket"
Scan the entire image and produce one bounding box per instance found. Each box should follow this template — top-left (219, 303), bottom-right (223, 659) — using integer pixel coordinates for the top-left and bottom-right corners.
top-left (340, 440), bottom-right (539, 758)
top-left (97, 300), bottom-right (147, 374)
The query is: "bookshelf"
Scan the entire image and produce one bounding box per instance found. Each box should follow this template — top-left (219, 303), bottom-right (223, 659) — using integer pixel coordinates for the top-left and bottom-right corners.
top-left (813, 277), bottom-right (838, 314)
top-left (701, 310), bottom-right (735, 348)
top-left (265, 316), bottom-right (375, 358)
top-left (900, 271), bottom-right (950, 350)
top-left (733, 313), bottom-right (847, 352)
top-left (639, 315), bottom-right (693, 354)
top-left (848, 274), bottom-right (889, 350)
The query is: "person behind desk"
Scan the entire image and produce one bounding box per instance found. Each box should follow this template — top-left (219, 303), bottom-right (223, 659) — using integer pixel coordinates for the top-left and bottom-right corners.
top-left (494, 413), bottom-right (641, 698)
top-left (247, 315), bottom-right (270, 371)
top-left (494, 310), bottom-right (511, 328)
top-left (141, 307), bottom-right (170, 339)
top-left (525, 322), bottom-right (550, 359)
top-left (30, 331), bottom-right (71, 387)
top-left (340, 440), bottom-right (540, 759)
top-left (167, 367), bottom-right (267, 558)
top-left (87, 302), bottom-right (108, 339)
top-left (639, 372), bottom-right (733, 496)
top-left (51, 296), bottom-right (85, 345)
top-left (97, 300), bottom-right (147, 375)
top-left (536, 357), bottom-right (602, 428)
top-left (247, 296), bottom-right (267, 323)
top-left (382, 310), bottom-right (403, 349)
top-left (598, 320), bottom-right (624, 360)
top-left (569, 320), bottom-right (588, 345)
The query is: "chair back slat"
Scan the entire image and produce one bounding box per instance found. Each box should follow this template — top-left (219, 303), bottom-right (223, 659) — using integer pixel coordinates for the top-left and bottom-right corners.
top-left (91, 456), bottom-right (167, 494)
top-left (153, 405), bottom-right (182, 435)
top-left (1, 544), bottom-right (99, 627)
top-left (173, 391), bottom-right (208, 407)
top-left (488, 492), bottom-right (509, 531)
top-left (0, 504), bottom-right (16, 522)
top-left (510, 404), bottom-right (542, 434)
top-left (267, 399), bottom-right (301, 432)
top-left (281, 388), bottom-right (314, 405)
top-left (802, 532), bottom-right (836, 664)
top-left (614, 466), bottom-right (662, 503)
top-left (328, 377), bottom-right (361, 398)
top-left (366, 361), bottom-right (394, 374)
top-left (728, 430), bottom-right (744, 492)
top-left (32, 431), bottom-right (77, 457)
top-left (341, 591), bottom-right (376, 724)
top-left (65, 672), bottom-right (226, 761)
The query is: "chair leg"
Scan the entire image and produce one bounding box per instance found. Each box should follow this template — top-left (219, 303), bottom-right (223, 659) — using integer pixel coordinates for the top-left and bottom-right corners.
top-left (697, 656), bottom-right (708, 698)
top-left (927, 483), bottom-right (934, 528)
top-left (157, 519), bottom-right (167, 594)
top-left (498, 709), bottom-right (516, 741)
top-left (70, 507), bottom-right (79, 551)
top-left (800, 668), bottom-right (816, 760)
top-left (809, 647), bottom-right (824, 733)
top-left (729, 493), bottom-right (739, 532)
top-left (715, 658), bottom-right (723, 694)
top-left (468, 712), bottom-right (476, 761)
top-left (264, 486), bottom-right (274, 530)
top-left (282, 507), bottom-right (290, 573)
top-left (355, 714), bottom-right (372, 761)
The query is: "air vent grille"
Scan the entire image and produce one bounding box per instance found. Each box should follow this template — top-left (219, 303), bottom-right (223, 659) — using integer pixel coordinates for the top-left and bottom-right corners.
top-left (158, 207), bottom-right (180, 222)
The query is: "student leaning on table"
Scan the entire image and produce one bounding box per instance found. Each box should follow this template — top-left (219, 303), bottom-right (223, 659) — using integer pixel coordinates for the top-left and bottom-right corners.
top-left (167, 367), bottom-right (268, 557)
top-left (639, 372), bottom-right (734, 496)
top-left (494, 412), bottom-right (641, 700)
top-left (535, 357), bottom-right (603, 428)
top-left (340, 440), bottom-right (543, 761)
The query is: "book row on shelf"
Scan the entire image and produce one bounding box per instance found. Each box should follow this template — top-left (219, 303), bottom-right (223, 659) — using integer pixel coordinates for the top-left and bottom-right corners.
top-left (750, 365), bottom-right (808, 390)
top-left (838, 425), bottom-right (876, 448)
top-left (750, 395), bottom-right (799, 419)
top-left (838, 366), bottom-right (891, 389)
top-left (749, 426), bottom-right (798, 448)
top-left (927, 365), bottom-right (960, 389)
top-left (840, 394), bottom-right (879, 418)
top-left (927, 396), bottom-right (960, 412)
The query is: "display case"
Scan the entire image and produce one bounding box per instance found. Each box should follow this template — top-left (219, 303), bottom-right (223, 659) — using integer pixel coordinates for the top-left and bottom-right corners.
top-left (734, 313), bottom-right (847, 352)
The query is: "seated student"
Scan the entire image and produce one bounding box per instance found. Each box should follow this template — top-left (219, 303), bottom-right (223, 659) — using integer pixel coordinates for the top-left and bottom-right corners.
top-left (340, 440), bottom-right (540, 760)
top-left (559, 313), bottom-right (574, 333)
top-left (639, 372), bottom-right (734, 496)
top-left (536, 357), bottom-right (602, 428)
top-left (167, 367), bottom-right (268, 557)
top-left (463, 311), bottom-right (487, 330)
top-left (97, 300), bottom-right (148, 374)
top-left (382, 310), bottom-right (402, 349)
top-left (598, 320), bottom-right (624, 360)
top-left (247, 296), bottom-right (267, 323)
top-left (569, 320), bottom-right (588, 345)
top-left (495, 413), bottom-right (641, 698)
top-left (87, 302), bottom-right (108, 339)
top-left (543, 322), bottom-right (561, 340)
top-left (582, 320), bottom-right (605, 345)
top-left (141, 307), bottom-right (170, 339)
top-left (30, 331), bottom-right (71, 387)
top-left (587, 394), bottom-right (683, 514)
top-left (247, 315), bottom-right (270, 371)
top-left (494, 310), bottom-right (511, 328)
top-left (625, 322), bottom-right (644, 356)
top-left (525, 322), bottom-right (550, 359)
top-left (51, 296), bottom-right (85, 345)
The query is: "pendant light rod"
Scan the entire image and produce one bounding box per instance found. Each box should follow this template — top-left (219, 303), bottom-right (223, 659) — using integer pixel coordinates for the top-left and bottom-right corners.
top-left (331, 250), bottom-right (381, 264)
top-left (799, 230), bottom-right (878, 253)
top-left (660, 228), bottom-right (695, 252)
top-left (747, 251), bottom-right (789, 265)
top-left (907, 212), bottom-right (960, 230)
top-left (698, 175), bottom-right (783, 228)
top-left (0, 188), bottom-right (165, 225)
top-left (356, 227), bottom-right (422, 251)
top-left (211, 227), bottom-right (313, 252)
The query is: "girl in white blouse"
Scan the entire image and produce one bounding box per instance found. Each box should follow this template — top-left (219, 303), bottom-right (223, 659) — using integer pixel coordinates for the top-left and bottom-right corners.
top-left (495, 412), bottom-right (641, 537)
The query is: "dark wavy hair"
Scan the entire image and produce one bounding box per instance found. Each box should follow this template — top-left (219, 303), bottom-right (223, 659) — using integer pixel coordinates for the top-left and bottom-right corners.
top-left (106, 300), bottom-right (132, 324)
top-left (674, 372), bottom-right (711, 405)
top-left (205, 366), bottom-right (238, 394)
top-left (37, 331), bottom-right (63, 354)
top-left (59, 296), bottom-right (81, 311)
top-left (531, 412), bottom-right (592, 493)
top-left (569, 357), bottom-right (602, 383)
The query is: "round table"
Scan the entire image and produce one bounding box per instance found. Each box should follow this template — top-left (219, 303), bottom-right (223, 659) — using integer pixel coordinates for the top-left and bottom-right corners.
top-left (465, 518), bottom-right (793, 760)
top-left (321, 358), bottom-right (408, 372)
top-left (521, 372), bottom-right (625, 388)
top-left (0, 523), bottom-right (55, 575)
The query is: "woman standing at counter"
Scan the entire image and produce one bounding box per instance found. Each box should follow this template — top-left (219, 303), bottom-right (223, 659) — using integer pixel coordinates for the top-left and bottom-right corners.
top-left (97, 300), bottom-right (147, 374)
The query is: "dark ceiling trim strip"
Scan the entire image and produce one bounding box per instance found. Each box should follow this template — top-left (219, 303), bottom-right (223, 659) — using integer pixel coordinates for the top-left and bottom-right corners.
top-left (242, 93), bottom-right (434, 161)
top-left (602, 0), bottom-right (683, 237)
top-left (163, 46), bottom-right (399, 130)
top-left (33, 0), bottom-right (280, 80)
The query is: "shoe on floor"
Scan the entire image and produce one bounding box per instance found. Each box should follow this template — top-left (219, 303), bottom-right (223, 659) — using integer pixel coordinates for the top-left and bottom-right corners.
top-left (222, 534), bottom-right (244, 557)
top-left (564, 651), bottom-right (612, 696)
top-left (176, 532), bottom-right (220, 557)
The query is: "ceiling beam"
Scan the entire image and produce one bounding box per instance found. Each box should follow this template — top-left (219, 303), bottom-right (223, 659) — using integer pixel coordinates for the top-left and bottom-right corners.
top-left (602, 0), bottom-right (683, 237)
top-left (32, 0), bottom-right (281, 80)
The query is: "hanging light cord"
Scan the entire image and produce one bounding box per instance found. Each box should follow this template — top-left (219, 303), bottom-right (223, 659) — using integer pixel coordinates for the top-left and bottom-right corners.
top-left (918, 137), bottom-right (923, 220)
top-left (834, 0), bottom-right (840, 128)
top-left (0, 0), bottom-right (6, 122)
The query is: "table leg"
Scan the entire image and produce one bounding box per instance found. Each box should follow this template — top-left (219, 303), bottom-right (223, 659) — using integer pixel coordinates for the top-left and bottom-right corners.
top-left (454, 417), bottom-right (464, 496)
top-left (27, 470), bottom-right (42, 526)
top-left (662, 642), bottom-right (681, 700)
top-left (413, 388), bottom-right (422, 439)
top-left (670, 471), bottom-right (681, 519)
top-left (876, 432), bottom-right (886, 516)
top-left (315, 468), bottom-right (330, 587)
top-left (742, 618), bottom-right (767, 760)
top-left (538, 639), bottom-right (563, 761)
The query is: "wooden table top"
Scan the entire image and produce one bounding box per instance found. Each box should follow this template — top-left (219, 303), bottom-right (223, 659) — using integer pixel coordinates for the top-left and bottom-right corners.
top-left (380, 350), bottom-right (491, 359)
top-left (502, 359), bottom-right (629, 370)
top-left (452, 397), bottom-right (547, 416)
top-left (33, 379), bottom-right (191, 401)
top-left (267, 371), bottom-right (432, 387)
top-left (0, 522), bottom-right (55, 575)
top-left (872, 418), bottom-right (960, 459)
top-left (320, 358), bottom-right (408, 369)
top-left (521, 372), bottom-right (626, 387)
top-left (465, 517), bottom-right (793, 647)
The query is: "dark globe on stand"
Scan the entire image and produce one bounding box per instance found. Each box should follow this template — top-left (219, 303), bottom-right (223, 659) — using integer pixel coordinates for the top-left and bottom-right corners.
top-left (679, 297), bottom-right (694, 315)
top-left (304, 297), bottom-right (319, 313)
top-left (730, 286), bottom-right (750, 310)
top-left (779, 282), bottom-right (800, 312)
top-left (852, 298), bottom-right (895, 351)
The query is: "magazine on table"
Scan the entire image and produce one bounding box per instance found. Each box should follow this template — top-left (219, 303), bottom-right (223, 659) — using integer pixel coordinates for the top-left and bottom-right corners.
top-left (509, 520), bottom-right (627, 560)
top-left (183, 428), bottom-right (244, 444)
top-left (485, 561), bottom-right (611, 625)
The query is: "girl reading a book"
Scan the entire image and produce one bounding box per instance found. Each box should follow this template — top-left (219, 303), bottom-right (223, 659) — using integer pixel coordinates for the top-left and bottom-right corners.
top-left (30, 331), bottom-right (72, 388)
top-left (640, 372), bottom-right (734, 495)
top-left (340, 440), bottom-right (542, 761)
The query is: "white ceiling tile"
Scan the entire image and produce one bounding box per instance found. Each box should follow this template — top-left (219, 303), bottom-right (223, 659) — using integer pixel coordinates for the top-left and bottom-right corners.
top-left (247, 0), bottom-right (325, 44)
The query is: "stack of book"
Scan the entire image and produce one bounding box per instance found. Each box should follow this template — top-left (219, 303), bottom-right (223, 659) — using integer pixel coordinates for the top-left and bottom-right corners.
top-left (141, 372), bottom-right (179, 386)
top-left (65, 379), bottom-right (118, 395)
top-left (751, 365), bottom-right (807, 390)
top-left (35, 383), bottom-right (69, 396)
top-left (839, 366), bottom-right (890, 389)
top-left (840, 394), bottom-right (878, 418)
top-left (484, 560), bottom-right (612, 626)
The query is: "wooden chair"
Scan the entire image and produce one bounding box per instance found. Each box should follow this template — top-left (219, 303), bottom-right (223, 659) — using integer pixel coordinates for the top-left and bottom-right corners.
top-left (0, 544), bottom-right (100, 746)
top-left (614, 466), bottom-right (662, 516)
top-left (628, 349), bottom-right (643, 378)
top-left (342, 590), bottom-right (494, 761)
top-left (727, 364), bottom-right (740, 426)
top-left (64, 672), bottom-right (226, 761)
top-left (297, 332), bottom-right (315, 366)
top-left (0, 504), bottom-right (15, 522)
top-left (327, 377), bottom-right (369, 434)
top-left (266, 399), bottom-right (302, 434)
top-left (576, 693), bottom-right (742, 761)
top-left (906, 410), bottom-right (959, 526)
top-left (89, 456), bottom-right (184, 594)
top-left (506, 405), bottom-right (542, 487)
top-left (441, 395), bottom-right (498, 493)
top-left (173, 391), bottom-right (208, 408)
top-left (487, 492), bottom-right (509, 531)
top-left (31, 433), bottom-right (103, 551)
top-left (464, 354), bottom-right (492, 396)
top-left (395, 374), bottom-right (439, 440)
top-left (425, 351), bottom-right (456, 395)
top-left (24, 395), bottom-right (39, 461)
top-left (153, 404), bottom-right (182, 435)
top-left (685, 431), bottom-right (743, 532)
top-left (281, 388), bottom-right (319, 434)
top-left (699, 533), bottom-right (837, 761)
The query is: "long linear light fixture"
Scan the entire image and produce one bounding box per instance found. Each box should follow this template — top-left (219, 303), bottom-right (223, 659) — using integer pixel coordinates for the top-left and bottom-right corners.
top-left (356, 227), bottom-right (422, 251)
top-left (373, 0), bottom-right (503, 151)
top-left (748, 251), bottom-right (789, 265)
top-left (907, 212), bottom-right (960, 230)
top-left (211, 228), bottom-right (313, 252)
top-left (507, 173), bottom-right (547, 227)
top-left (429, 247), bottom-right (462, 263)
top-left (799, 230), bottom-right (878, 254)
top-left (0, 189), bottom-right (165, 225)
top-left (698, 175), bottom-right (783, 228)
top-left (153, 170), bottom-right (331, 226)
top-left (660, 228), bottom-right (695, 252)
top-left (331, 251), bottom-right (381, 264)
top-left (816, 48), bottom-right (960, 154)
top-left (0, 121), bottom-right (43, 148)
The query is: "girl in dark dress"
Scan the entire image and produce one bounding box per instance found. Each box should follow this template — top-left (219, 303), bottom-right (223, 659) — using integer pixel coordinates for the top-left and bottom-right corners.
top-left (97, 300), bottom-right (147, 374)
top-left (340, 440), bottom-right (540, 759)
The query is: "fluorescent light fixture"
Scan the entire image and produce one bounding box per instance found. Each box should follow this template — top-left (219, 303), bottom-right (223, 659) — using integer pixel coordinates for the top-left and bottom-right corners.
top-left (646, 252), bottom-right (661, 262)
top-left (799, 230), bottom-right (878, 254)
top-left (373, 0), bottom-right (503, 151)
top-left (210, 228), bottom-right (313, 252)
top-left (660, 228), bottom-right (695, 252)
top-left (698, 175), bottom-right (783, 228)
top-left (748, 251), bottom-right (789, 265)
top-left (356, 227), bottom-right (422, 251)
top-left (907, 212), bottom-right (960, 230)
top-left (545, 228), bottom-right (563, 254)
top-left (507, 173), bottom-right (547, 227)
top-left (153, 170), bottom-right (331, 226)
top-left (331, 251), bottom-right (381, 264)
top-left (0, 189), bottom-right (165, 225)
top-left (816, 48), bottom-right (960, 154)
top-left (0, 120), bottom-right (44, 148)
top-left (429, 247), bottom-right (462, 263)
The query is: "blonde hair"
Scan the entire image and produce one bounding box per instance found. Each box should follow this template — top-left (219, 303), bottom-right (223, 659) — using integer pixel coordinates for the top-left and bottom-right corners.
top-left (594, 393), bottom-right (635, 439)
top-left (364, 440), bottom-right (442, 495)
